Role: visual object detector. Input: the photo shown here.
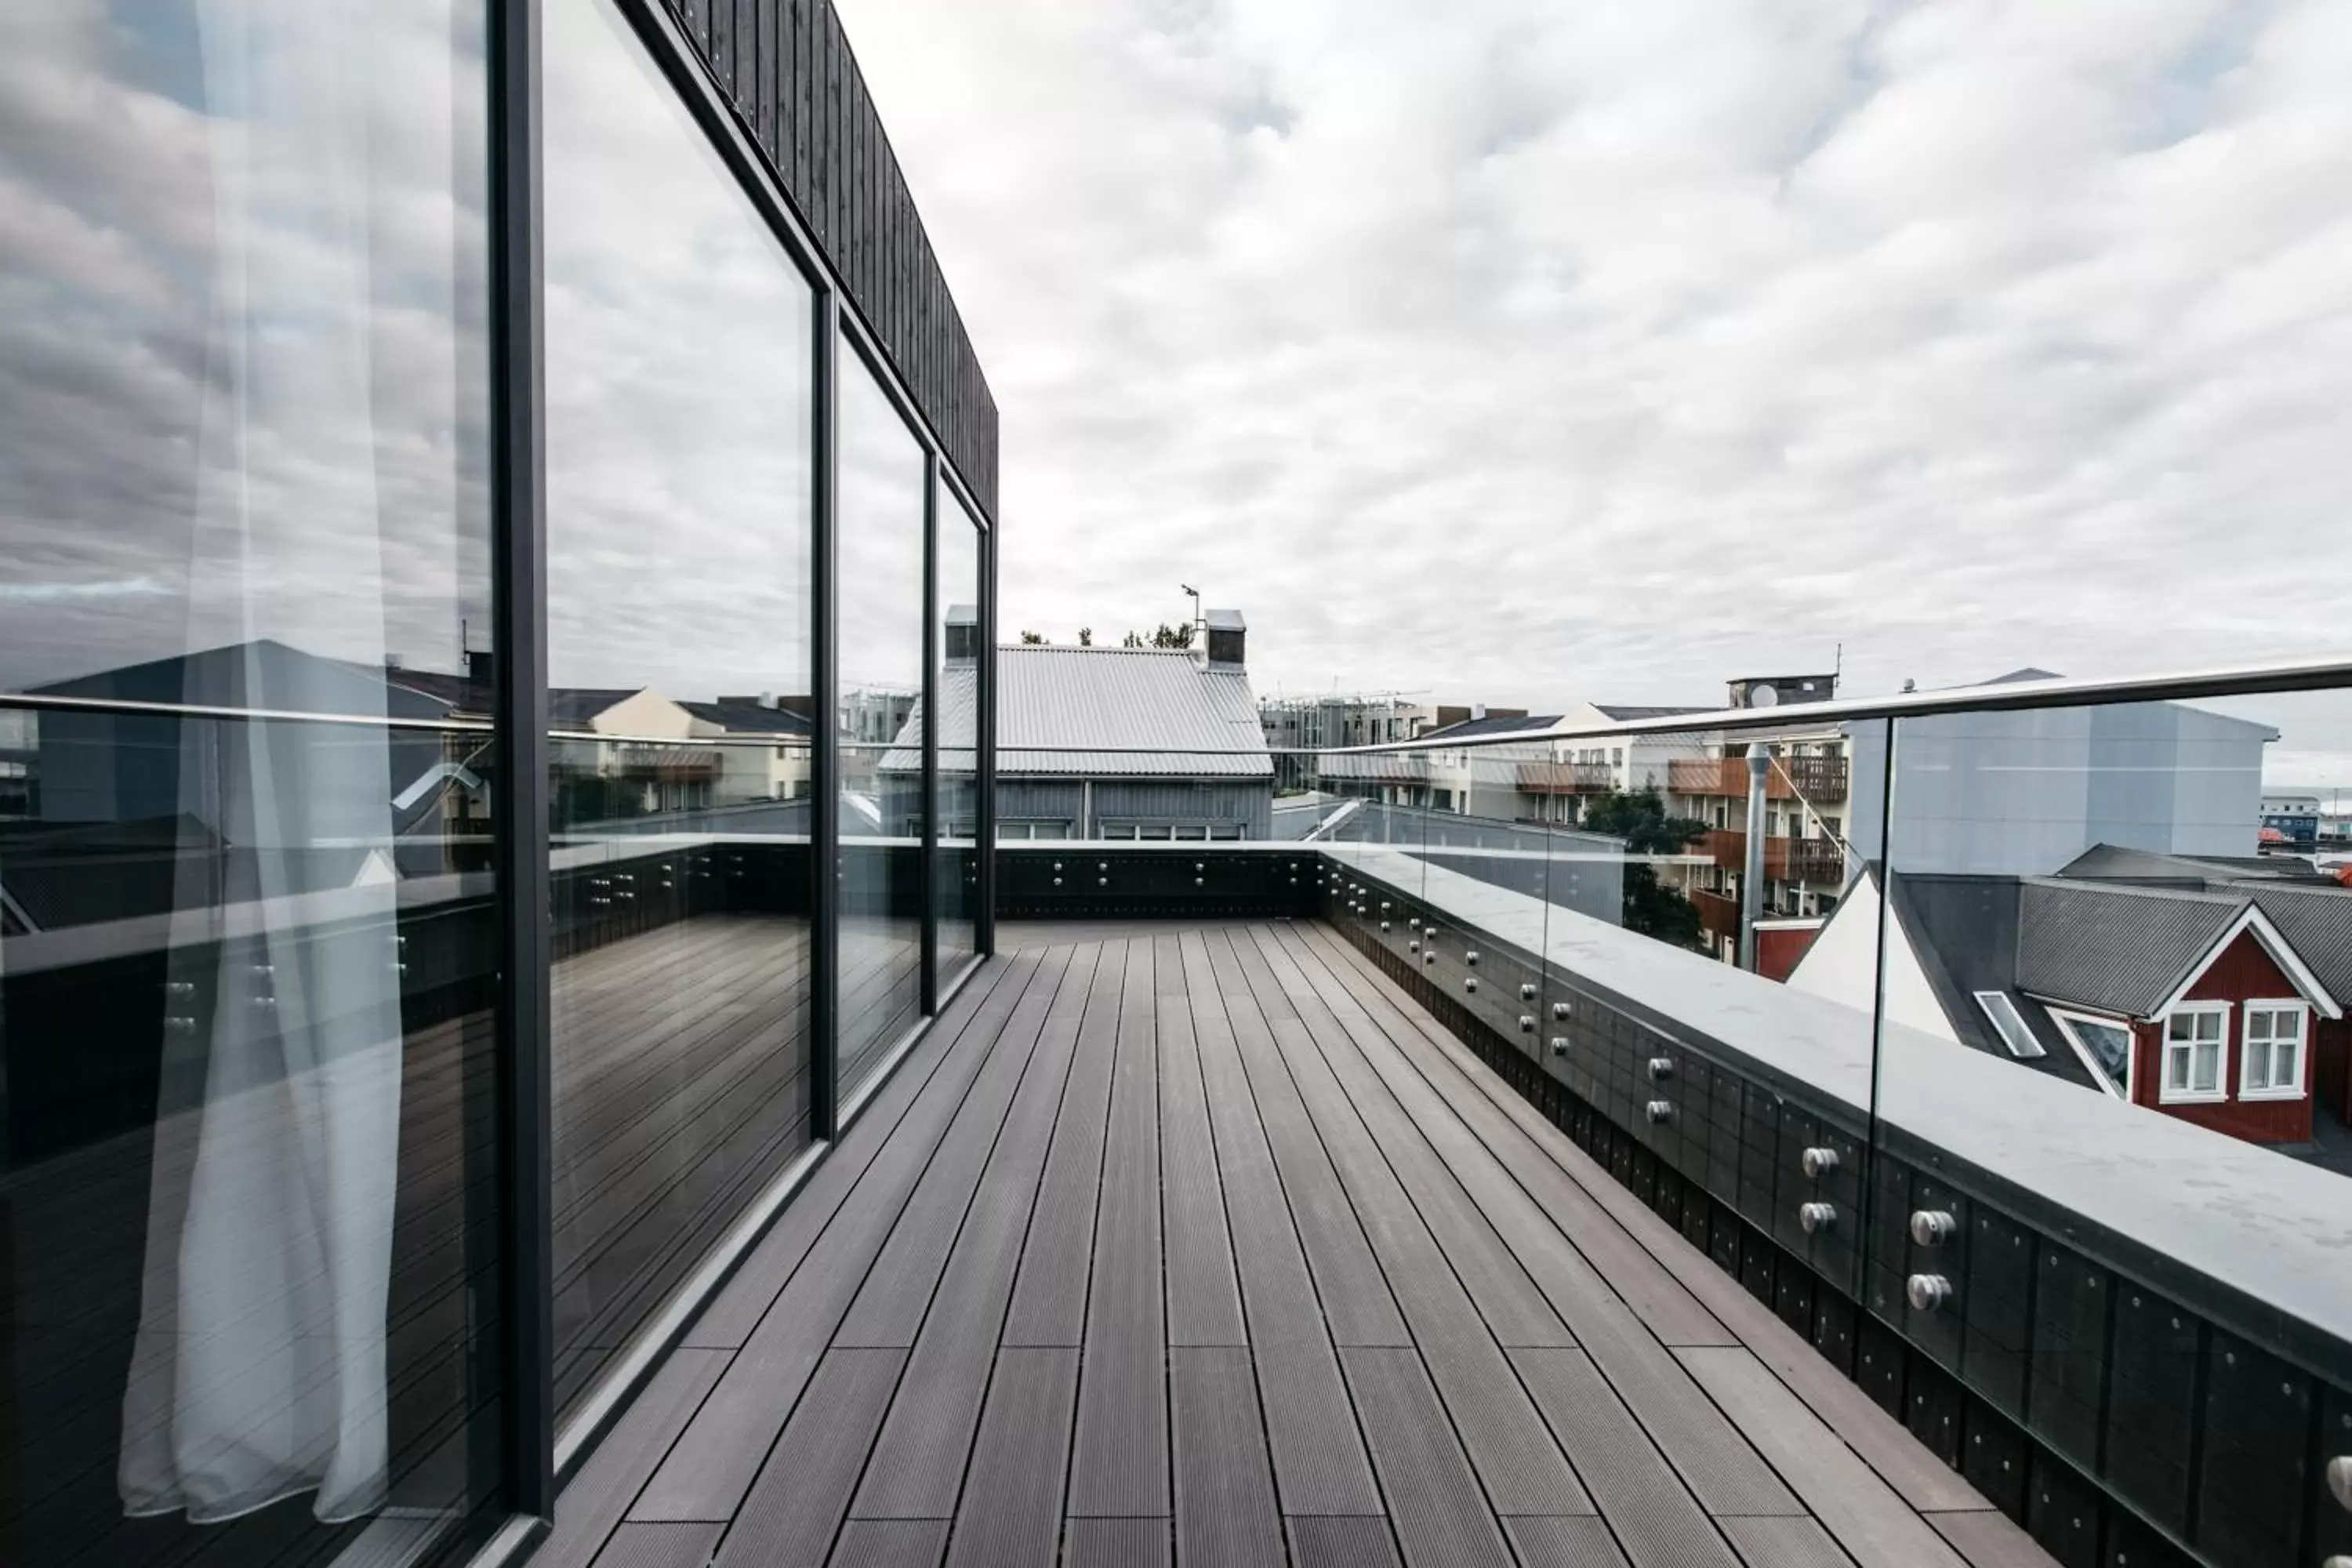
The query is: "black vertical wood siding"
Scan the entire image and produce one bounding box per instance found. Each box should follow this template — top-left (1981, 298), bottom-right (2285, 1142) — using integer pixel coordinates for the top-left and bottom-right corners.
top-left (664, 0), bottom-right (1000, 517)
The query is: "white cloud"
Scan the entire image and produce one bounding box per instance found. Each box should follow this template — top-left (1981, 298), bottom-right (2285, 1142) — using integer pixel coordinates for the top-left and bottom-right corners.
top-left (840, 0), bottom-right (2352, 716)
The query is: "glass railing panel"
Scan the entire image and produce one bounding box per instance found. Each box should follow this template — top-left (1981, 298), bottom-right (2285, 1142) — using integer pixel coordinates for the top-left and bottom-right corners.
top-left (1, 702), bottom-right (504, 1566)
top-left (1871, 688), bottom-right (2352, 1568)
top-left (1494, 718), bottom-right (1891, 1313)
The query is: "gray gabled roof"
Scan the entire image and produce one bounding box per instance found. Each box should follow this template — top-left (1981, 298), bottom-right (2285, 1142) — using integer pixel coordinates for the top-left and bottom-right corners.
top-left (880, 644), bottom-right (1270, 777)
top-left (1591, 703), bottom-right (1712, 723)
top-left (2234, 883), bottom-right (2352, 1004)
top-left (678, 699), bottom-right (811, 736)
top-left (2013, 878), bottom-right (2245, 1017)
top-left (1886, 873), bottom-right (2095, 1087)
top-left (1418, 713), bottom-right (1564, 742)
top-left (2057, 844), bottom-right (2333, 886)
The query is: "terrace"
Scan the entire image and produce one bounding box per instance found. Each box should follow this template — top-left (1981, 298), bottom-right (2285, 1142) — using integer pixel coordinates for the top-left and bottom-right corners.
top-left (535, 917), bottom-right (2038, 1568)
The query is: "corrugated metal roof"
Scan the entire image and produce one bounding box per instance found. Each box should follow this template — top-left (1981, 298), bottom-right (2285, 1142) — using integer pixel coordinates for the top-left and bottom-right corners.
top-left (2235, 884), bottom-right (2352, 1004)
top-left (880, 645), bottom-right (1271, 777)
top-left (2014, 877), bottom-right (2243, 1016)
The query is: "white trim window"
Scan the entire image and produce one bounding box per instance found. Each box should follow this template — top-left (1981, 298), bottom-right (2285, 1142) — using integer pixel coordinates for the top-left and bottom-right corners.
top-left (2241, 1002), bottom-right (2309, 1100)
top-left (2160, 1004), bottom-right (2230, 1104)
top-left (2048, 1007), bottom-right (2135, 1102)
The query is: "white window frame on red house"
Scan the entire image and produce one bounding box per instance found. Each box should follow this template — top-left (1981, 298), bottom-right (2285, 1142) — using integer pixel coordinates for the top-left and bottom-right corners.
top-left (2239, 1000), bottom-right (2310, 1101)
top-left (2045, 1006), bottom-right (2135, 1102)
top-left (2159, 1003), bottom-right (2230, 1105)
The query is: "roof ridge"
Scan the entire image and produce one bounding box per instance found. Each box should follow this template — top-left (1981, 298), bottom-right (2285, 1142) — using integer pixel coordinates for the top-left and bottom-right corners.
top-left (2023, 875), bottom-right (2246, 905)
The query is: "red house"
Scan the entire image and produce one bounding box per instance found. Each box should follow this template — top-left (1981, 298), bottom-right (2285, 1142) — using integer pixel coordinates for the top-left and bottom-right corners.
top-left (1790, 851), bottom-right (2352, 1154)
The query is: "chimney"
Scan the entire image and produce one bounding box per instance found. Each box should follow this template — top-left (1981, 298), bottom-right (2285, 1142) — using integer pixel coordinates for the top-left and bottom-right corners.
top-left (946, 604), bottom-right (980, 663)
top-left (1204, 608), bottom-right (1246, 669)
top-left (1726, 673), bottom-right (1837, 710)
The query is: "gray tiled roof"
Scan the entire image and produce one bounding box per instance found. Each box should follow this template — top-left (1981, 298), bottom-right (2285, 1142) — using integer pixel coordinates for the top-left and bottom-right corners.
top-left (881, 645), bottom-right (1270, 777)
top-left (2013, 877), bottom-right (2244, 1017)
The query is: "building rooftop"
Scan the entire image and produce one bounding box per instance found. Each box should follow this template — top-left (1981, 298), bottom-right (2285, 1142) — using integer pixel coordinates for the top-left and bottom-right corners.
top-left (678, 699), bottom-right (813, 736)
top-left (884, 644), bottom-right (1271, 777)
top-left (1417, 713), bottom-right (1565, 742)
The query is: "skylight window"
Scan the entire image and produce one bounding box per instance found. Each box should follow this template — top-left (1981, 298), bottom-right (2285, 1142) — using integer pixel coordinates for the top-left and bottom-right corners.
top-left (1973, 991), bottom-right (2046, 1059)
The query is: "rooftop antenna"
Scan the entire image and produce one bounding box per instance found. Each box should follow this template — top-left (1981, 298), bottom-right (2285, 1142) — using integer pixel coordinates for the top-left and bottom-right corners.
top-left (1833, 641), bottom-right (1843, 694)
top-left (1180, 583), bottom-right (1203, 645)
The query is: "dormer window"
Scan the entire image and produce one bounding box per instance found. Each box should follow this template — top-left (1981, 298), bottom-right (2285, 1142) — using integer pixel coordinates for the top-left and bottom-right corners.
top-left (2241, 1003), bottom-right (2309, 1100)
top-left (2160, 1005), bottom-right (2227, 1103)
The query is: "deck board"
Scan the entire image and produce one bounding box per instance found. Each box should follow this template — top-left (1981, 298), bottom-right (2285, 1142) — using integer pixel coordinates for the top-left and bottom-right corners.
top-left (540, 919), bottom-right (2053, 1568)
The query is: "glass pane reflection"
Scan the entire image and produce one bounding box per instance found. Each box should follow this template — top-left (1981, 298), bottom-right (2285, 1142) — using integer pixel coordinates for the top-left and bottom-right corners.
top-left (0, 2), bottom-right (501, 1563)
top-left (935, 493), bottom-right (982, 985)
top-left (838, 350), bottom-right (928, 1098)
top-left (543, 0), bottom-right (815, 1417)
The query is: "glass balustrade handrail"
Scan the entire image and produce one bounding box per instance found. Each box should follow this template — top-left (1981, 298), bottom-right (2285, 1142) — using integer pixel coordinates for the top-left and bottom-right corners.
top-left (20, 650), bottom-right (2350, 750)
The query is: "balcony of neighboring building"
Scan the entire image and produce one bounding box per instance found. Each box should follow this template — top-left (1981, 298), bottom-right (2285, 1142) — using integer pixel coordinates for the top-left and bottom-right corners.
top-left (1699, 827), bottom-right (1849, 884)
top-left (1515, 760), bottom-right (1620, 795)
top-left (1669, 754), bottom-right (1850, 802)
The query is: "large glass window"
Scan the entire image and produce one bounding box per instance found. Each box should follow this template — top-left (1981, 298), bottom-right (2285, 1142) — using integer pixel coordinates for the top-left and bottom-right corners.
top-left (935, 492), bottom-right (984, 985)
top-left (0, 4), bottom-right (503, 1564)
top-left (543, 0), bottom-right (815, 1417)
top-left (837, 350), bottom-right (928, 1098)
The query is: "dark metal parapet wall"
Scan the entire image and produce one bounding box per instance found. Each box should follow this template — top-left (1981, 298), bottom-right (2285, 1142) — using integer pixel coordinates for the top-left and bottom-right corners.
top-left (663, 0), bottom-right (1000, 517)
top-left (1312, 858), bottom-right (2352, 1568)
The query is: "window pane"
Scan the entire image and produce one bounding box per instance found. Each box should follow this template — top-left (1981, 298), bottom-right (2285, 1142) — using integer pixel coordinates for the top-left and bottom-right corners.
top-left (838, 349), bottom-right (927, 1098)
top-left (935, 493), bottom-right (982, 988)
top-left (544, 0), bottom-right (815, 1417)
top-left (2194, 1040), bottom-right (2221, 1092)
top-left (0, 2), bottom-right (503, 1559)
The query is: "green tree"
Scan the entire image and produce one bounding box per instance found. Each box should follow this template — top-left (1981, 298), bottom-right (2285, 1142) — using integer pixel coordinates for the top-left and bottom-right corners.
top-left (1077, 626), bottom-right (1094, 646)
top-left (1018, 630), bottom-right (1047, 644)
top-left (1120, 621), bottom-right (1196, 648)
top-left (1579, 787), bottom-right (1710, 948)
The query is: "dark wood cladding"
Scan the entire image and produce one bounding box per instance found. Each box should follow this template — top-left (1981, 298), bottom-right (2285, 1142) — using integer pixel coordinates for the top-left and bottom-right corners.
top-left (666, 0), bottom-right (1000, 519)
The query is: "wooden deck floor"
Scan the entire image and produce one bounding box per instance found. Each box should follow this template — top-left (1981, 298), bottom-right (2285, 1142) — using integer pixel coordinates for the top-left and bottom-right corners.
top-left (537, 919), bottom-right (2053, 1568)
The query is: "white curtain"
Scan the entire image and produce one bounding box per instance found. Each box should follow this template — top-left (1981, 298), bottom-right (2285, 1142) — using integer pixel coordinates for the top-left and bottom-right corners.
top-left (118, 0), bottom-right (405, 1526)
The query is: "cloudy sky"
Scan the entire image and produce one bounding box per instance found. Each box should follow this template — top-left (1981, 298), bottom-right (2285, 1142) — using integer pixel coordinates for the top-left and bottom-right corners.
top-left (838, 0), bottom-right (2352, 713)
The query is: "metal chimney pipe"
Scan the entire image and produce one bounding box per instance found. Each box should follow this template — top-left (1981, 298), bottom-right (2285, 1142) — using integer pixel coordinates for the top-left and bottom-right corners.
top-left (1740, 742), bottom-right (1769, 971)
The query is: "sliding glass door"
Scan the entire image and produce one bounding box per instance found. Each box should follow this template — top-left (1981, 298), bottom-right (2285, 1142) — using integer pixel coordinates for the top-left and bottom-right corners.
top-left (0, 4), bottom-right (508, 1564)
top-left (540, 0), bottom-right (819, 1422)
